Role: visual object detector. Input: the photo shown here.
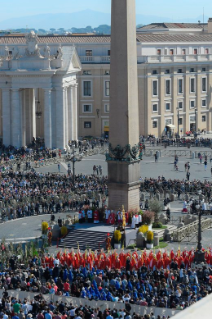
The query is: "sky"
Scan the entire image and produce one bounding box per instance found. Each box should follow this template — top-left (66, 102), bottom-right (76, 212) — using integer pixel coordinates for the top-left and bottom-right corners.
top-left (0, 0), bottom-right (211, 22)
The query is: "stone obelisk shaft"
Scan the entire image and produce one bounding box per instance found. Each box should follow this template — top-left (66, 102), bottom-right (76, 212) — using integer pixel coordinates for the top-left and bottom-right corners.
top-left (108, 0), bottom-right (140, 211)
top-left (110, 0), bottom-right (139, 147)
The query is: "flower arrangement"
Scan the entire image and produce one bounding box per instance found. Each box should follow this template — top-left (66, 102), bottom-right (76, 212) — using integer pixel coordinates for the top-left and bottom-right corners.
top-left (142, 211), bottom-right (155, 225)
top-left (138, 225), bottom-right (148, 234)
top-left (114, 230), bottom-right (122, 243)
top-left (61, 226), bottom-right (68, 236)
top-left (147, 231), bottom-right (154, 244)
top-left (41, 221), bottom-right (49, 234)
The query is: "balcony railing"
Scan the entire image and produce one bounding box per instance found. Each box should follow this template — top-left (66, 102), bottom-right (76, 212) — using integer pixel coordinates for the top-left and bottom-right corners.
top-left (138, 54), bottom-right (212, 63)
top-left (80, 56), bottom-right (110, 63)
top-left (80, 54), bottom-right (212, 64)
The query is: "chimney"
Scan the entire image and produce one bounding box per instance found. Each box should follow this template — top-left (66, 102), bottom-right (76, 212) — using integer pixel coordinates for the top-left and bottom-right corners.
top-left (208, 18), bottom-right (212, 33)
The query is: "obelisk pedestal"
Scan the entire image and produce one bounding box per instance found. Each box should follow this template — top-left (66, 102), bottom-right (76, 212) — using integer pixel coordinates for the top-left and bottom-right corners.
top-left (107, 0), bottom-right (141, 211)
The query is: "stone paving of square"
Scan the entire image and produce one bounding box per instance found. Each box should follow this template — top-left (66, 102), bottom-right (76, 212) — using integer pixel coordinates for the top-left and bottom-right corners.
top-left (1, 148), bottom-right (212, 253)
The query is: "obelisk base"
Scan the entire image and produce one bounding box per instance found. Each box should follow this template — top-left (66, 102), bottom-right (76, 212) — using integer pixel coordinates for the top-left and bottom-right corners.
top-left (107, 161), bottom-right (140, 211)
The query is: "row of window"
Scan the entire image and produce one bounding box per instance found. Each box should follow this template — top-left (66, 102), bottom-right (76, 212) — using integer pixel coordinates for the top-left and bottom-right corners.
top-left (152, 77), bottom-right (207, 96)
top-left (156, 48), bottom-right (210, 56)
top-left (83, 80), bottom-right (110, 97)
top-left (85, 50), bottom-right (110, 56)
top-left (152, 115), bottom-right (207, 128)
top-left (152, 99), bottom-right (207, 113)
top-left (83, 104), bottom-right (109, 113)
top-left (152, 67), bottom-right (207, 75)
top-left (83, 70), bottom-right (110, 75)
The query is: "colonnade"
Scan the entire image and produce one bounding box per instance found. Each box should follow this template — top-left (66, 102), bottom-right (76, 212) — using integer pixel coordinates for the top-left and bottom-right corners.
top-left (1, 85), bottom-right (78, 149)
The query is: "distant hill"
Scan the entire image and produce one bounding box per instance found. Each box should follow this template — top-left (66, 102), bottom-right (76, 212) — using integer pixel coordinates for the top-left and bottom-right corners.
top-left (0, 9), bottom-right (209, 30)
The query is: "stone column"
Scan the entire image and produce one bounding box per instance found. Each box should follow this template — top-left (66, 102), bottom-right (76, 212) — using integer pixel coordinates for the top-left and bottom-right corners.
top-left (22, 89), bottom-right (26, 146)
top-left (43, 88), bottom-right (52, 149)
top-left (73, 84), bottom-right (78, 140)
top-left (107, 0), bottom-right (140, 211)
top-left (64, 87), bottom-right (69, 146)
top-left (11, 88), bottom-right (22, 148)
top-left (67, 86), bottom-right (73, 141)
top-left (31, 89), bottom-right (36, 141)
top-left (55, 87), bottom-right (65, 149)
top-left (2, 88), bottom-right (11, 146)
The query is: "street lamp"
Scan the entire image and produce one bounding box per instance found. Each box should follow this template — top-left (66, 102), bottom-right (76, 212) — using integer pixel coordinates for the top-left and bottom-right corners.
top-left (176, 106), bottom-right (180, 138)
top-left (194, 204), bottom-right (205, 264)
top-left (194, 108), bottom-right (197, 134)
top-left (70, 147), bottom-right (81, 183)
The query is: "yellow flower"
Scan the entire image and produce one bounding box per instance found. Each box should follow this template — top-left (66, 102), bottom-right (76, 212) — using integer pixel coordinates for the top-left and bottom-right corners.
top-left (42, 221), bottom-right (49, 233)
top-left (138, 225), bottom-right (148, 234)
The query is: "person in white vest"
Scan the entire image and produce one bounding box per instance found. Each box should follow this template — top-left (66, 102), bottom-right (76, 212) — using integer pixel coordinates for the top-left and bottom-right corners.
top-left (138, 213), bottom-right (142, 226)
top-left (131, 214), bottom-right (136, 229)
top-left (105, 207), bottom-right (111, 223)
top-left (87, 209), bottom-right (93, 223)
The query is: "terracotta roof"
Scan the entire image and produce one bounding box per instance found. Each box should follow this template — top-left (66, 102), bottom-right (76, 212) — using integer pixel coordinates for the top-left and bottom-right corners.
top-left (138, 22), bottom-right (207, 30)
top-left (165, 23), bottom-right (206, 29)
top-left (0, 35), bottom-right (111, 45)
top-left (1, 33), bottom-right (212, 45)
top-left (136, 33), bottom-right (212, 43)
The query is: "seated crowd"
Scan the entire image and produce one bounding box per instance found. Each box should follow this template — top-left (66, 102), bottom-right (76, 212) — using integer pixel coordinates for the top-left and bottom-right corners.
top-left (0, 248), bottom-right (211, 314)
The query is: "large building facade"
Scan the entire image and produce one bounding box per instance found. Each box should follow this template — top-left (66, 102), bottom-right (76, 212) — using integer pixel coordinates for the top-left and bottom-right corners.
top-left (0, 31), bottom-right (81, 148)
top-left (1, 21), bottom-right (212, 146)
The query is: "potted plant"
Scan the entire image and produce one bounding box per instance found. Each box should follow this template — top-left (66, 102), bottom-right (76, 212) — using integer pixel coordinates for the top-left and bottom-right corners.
top-left (148, 199), bottom-right (163, 223)
top-left (146, 231), bottom-right (154, 249)
top-left (114, 229), bottom-right (122, 249)
top-left (142, 211), bottom-right (155, 230)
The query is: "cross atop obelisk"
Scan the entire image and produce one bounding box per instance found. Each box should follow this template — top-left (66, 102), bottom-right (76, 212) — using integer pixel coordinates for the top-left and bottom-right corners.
top-left (107, 0), bottom-right (141, 211)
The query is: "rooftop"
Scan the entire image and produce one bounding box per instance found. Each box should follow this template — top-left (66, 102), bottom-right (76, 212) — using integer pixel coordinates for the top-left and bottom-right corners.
top-left (0, 34), bottom-right (111, 45)
top-left (138, 22), bottom-right (208, 31)
top-left (1, 32), bottom-right (212, 45)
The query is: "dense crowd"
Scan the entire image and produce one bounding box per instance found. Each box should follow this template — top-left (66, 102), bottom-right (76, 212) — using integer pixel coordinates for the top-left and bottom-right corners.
top-left (144, 136), bottom-right (212, 148)
top-left (0, 293), bottom-right (170, 319)
top-left (140, 176), bottom-right (212, 199)
top-left (0, 171), bottom-right (108, 220)
top-left (0, 248), bottom-right (211, 315)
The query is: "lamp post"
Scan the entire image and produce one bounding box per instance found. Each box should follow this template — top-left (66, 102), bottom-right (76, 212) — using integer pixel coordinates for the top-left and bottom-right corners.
top-left (176, 107), bottom-right (180, 138)
top-left (70, 147), bottom-right (81, 183)
top-left (194, 204), bottom-right (205, 264)
top-left (194, 108), bottom-right (197, 133)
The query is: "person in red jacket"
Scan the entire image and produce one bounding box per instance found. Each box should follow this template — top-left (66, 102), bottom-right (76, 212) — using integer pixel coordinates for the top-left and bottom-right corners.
top-left (115, 256), bottom-right (121, 269)
top-left (119, 250), bottom-right (126, 268)
top-left (93, 210), bottom-right (99, 223)
top-left (106, 256), bottom-right (111, 269)
top-left (64, 280), bottom-right (70, 292)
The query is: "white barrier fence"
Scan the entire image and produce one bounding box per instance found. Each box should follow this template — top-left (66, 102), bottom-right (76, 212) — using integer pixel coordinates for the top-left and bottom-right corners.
top-left (0, 289), bottom-right (180, 318)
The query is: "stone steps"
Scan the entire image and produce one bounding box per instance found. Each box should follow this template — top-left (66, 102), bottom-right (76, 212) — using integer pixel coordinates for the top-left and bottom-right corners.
top-left (59, 229), bottom-right (113, 250)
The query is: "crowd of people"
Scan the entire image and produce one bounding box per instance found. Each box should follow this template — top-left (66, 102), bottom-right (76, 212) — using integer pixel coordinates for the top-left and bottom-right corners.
top-left (140, 176), bottom-right (212, 200)
top-left (0, 171), bottom-right (108, 220)
top-left (0, 247), bottom-right (211, 318)
top-left (0, 293), bottom-right (169, 319)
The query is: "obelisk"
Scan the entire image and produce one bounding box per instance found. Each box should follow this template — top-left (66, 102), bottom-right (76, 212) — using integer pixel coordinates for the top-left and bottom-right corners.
top-left (107, 0), bottom-right (141, 211)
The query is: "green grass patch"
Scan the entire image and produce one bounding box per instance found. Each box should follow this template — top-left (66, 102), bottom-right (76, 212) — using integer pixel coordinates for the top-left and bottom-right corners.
top-left (154, 241), bottom-right (168, 249)
top-left (126, 244), bottom-right (136, 249)
top-left (153, 225), bottom-right (167, 229)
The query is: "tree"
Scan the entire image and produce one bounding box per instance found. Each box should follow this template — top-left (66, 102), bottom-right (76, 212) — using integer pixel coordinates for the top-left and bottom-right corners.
top-left (148, 199), bottom-right (163, 222)
top-left (49, 28), bottom-right (56, 33)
